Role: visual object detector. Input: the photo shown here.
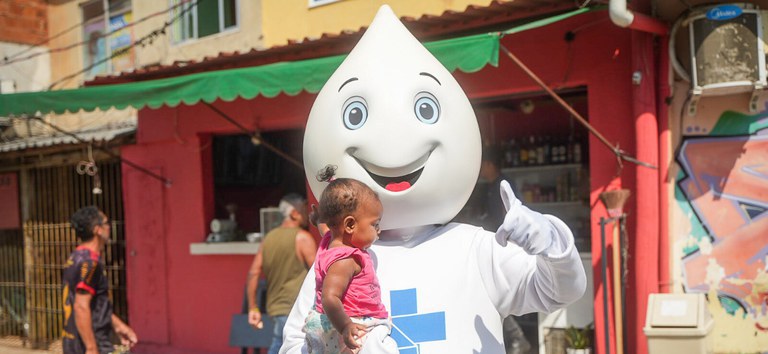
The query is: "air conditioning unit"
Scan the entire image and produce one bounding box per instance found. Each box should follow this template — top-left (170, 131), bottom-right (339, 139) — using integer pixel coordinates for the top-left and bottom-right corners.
top-left (686, 3), bottom-right (765, 114)
top-left (260, 207), bottom-right (283, 238)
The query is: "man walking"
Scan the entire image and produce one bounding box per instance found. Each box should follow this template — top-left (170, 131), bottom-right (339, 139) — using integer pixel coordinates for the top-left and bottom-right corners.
top-left (247, 194), bottom-right (317, 354)
top-left (62, 206), bottom-right (137, 354)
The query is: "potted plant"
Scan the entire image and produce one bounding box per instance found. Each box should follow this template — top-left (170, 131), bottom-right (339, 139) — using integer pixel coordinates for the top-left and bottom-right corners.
top-left (565, 323), bottom-right (593, 354)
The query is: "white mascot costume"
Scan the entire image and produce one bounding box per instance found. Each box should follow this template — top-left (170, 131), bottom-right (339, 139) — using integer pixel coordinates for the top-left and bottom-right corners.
top-left (282, 5), bottom-right (586, 354)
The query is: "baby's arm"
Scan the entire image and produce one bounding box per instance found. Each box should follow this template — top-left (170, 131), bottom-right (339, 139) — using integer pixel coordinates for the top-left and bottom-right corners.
top-left (322, 257), bottom-right (366, 350)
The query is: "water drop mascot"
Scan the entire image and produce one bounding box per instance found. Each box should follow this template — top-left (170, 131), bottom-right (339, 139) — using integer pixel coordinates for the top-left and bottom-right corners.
top-left (281, 5), bottom-right (586, 354)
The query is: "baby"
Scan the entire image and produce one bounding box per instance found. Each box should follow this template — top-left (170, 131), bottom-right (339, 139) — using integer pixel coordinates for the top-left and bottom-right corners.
top-left (302, 166), bottom-right (397, 354)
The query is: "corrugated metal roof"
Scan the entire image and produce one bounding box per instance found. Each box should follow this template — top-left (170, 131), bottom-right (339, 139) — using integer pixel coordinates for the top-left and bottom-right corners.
top-left (0, 122), bottom-right (135, 152)
top-left (87, 0), bottom-right (580, 85)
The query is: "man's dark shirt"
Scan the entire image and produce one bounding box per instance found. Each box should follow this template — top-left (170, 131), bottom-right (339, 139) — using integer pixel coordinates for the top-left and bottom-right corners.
top-left (483, 175), bottom-right (506, 231)
top-left (62, 246), bottom-right (113, 354)
top-left (482, 175), bottom-right (519, 232)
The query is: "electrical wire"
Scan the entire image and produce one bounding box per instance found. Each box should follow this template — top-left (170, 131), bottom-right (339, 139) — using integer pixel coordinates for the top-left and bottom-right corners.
top-left (500, 44), bottom-right (657, 170)
top-left (2, 22), bottom-right (82, 62)
top-left (76, 144), bottom-right (102, 194)
top-left (48, 0), bottom-right (199, 90)
top-left (1, 0), bottom-right (193, 67)
top-left (669, 13), bottom-right (691, 82)
top-left (29, 114), bottom-right (172, 186)
top-left (203, 102), bottom-right (304, 169)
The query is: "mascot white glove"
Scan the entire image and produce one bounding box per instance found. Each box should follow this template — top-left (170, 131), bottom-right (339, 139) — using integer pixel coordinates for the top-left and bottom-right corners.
top-left (494, 180), bottom-right (555, 255)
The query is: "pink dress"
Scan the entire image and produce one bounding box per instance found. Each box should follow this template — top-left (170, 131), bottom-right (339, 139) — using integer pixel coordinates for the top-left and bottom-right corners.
top-left (313, 232), bottom-right (388, 319)
top-left (302, 232), bottom-right (397, 354)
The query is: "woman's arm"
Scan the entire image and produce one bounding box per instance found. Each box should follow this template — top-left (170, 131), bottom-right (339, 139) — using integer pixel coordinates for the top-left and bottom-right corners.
top-left (321, 257), bottom-right (365, 350)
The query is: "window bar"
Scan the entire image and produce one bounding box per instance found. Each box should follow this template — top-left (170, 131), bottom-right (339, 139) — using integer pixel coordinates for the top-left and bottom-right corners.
top-left (102, 0), bottom-right (113, 74)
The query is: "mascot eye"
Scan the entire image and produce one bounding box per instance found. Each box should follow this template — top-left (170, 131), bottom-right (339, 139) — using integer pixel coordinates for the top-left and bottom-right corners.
top-left (414, 92), bottom-right (440, 124)
top-left (342, 98), bottom-right (368, 130)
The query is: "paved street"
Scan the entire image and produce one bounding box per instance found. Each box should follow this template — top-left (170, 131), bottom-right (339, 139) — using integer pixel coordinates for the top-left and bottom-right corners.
top-left (0, 345), bottom-right (54, 354)
top-left (0, 337), bottom-right (61, 354)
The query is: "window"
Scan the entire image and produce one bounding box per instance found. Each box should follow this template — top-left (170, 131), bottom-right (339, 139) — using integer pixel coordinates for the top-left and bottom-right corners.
top-left (81, 0), bottom-right (135, 79)
top-left (210, 131), bottom-right (306, 233)
top-left (171, 0), bottom-right (238, 43)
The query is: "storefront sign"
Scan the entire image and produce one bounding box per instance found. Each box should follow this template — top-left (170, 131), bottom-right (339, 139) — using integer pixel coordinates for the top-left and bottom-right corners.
top-left (0, 172), bottom-right (20, 229)
top-left (109, 12), bottom-right (135, 74)
top-left (706, 5), bottom-right (743, 21)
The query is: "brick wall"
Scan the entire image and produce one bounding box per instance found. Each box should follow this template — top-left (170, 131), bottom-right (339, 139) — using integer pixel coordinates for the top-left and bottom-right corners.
top-left (0, 0), bottom-right (48, 45)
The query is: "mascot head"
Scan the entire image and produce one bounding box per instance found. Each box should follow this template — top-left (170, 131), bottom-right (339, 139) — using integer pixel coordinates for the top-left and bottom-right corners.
top-left (303, 5), bottom-right (481, 230)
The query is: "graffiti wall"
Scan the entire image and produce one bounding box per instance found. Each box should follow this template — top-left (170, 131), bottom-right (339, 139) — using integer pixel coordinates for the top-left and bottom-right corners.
top-left (674, 95), bottom-right (768, 352)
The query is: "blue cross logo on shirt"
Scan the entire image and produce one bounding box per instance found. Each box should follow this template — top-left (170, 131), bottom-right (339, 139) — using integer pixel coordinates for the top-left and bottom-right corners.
top-left (389, 289), bottom-right (446, 354)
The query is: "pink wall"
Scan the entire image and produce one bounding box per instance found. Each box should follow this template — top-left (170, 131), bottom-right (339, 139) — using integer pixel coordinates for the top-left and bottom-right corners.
top-left (122, 11), bottom-right (648, 354)
top-left (122, 98), bottom-right (314, 353)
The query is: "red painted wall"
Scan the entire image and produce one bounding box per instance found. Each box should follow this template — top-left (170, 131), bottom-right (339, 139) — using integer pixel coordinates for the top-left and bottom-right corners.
top-left (0, 172), bottom-right (20, 229)
top-left (122, 11), bottom-right (648, 354)
top-left (122, 97), bottom-right (313, 353)
top-left (455, 12), bottom-right (638, 354)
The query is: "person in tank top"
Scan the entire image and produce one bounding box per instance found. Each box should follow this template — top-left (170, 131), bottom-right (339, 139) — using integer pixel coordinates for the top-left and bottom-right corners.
top-left (247, 193), bottom-right (318, 354)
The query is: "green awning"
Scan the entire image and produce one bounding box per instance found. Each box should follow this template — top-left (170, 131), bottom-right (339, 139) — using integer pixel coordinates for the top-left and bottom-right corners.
top-left (0, 6), bottom-right (597, 116)
top-left (0, 33), bottom-right (498, 116)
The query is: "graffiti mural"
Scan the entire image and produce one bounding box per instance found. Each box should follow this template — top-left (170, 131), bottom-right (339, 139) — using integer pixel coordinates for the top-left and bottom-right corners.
top-left (677, 109), bottom-right (768, 335)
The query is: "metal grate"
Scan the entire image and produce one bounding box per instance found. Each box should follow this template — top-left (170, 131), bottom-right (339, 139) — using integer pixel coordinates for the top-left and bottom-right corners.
top-left (22, 159), bottom-right (127, 349)
top-left (0, 229), bottom-right (26, 346)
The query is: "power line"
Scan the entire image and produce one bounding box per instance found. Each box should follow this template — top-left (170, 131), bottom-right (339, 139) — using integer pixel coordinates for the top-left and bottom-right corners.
top-left (2, 22), bottom-right (82, 62)
top-left (48, 0), bottom-right (199, 90)
top-left (28, 115), bottom-right (172, 186)
top-left (1, 0), bottom-right (193, 67)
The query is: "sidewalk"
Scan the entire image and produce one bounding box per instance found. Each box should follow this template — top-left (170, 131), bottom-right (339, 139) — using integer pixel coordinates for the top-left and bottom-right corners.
top-left (0, 337), bottom-right (60, 354)
top-left (0, 345), bottom-right (54, 354)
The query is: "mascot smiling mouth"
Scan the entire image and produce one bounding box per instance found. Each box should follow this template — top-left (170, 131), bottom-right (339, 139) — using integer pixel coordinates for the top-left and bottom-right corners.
top-left (367, 168), bottom-right (424, 192)
top-left (352, 151), bottom-right (432, 192)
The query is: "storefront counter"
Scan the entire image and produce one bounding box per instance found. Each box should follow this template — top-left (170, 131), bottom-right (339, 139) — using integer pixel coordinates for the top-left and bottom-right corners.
top-left (189, 241), bottom-right (261, 255)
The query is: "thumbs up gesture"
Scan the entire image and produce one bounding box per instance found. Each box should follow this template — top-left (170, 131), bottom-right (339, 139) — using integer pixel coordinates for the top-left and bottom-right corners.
top-left (494, 180), bottom-right (554, 255)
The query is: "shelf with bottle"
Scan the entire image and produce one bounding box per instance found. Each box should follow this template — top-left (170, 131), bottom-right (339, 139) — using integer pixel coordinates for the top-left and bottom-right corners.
top-left (527, 201), bottom-right (585, 208)
top-left (505, 167), bottom-right (587, 205)
top-left (501, 163), bottom-right (583, 174)
top-left (498, 134), bottom-right (584, 169)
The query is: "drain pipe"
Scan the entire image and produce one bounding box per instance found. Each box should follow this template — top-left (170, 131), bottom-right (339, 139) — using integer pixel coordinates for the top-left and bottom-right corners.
top-left (609, 0), bottom-right (668, 35)
top-left (610, 1), bottom-right (668, 354)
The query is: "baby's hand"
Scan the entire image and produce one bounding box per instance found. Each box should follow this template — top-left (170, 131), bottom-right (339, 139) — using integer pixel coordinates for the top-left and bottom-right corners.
top-left (342, 323), bottom-right (368, 350)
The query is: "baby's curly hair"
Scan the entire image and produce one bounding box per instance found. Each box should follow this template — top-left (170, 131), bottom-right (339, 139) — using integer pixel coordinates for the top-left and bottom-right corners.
top-left (315, 165), bottom-right (379, 227)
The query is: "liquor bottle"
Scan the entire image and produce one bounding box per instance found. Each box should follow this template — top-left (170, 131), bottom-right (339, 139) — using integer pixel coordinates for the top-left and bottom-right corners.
top-left (543, 135), bottom-right (551, 164)
top-left (551, 137), bottom-right (562, 164)
top-left (558, 138), bottom-right (568, 164)
top-left (528, 136), bottom-right (537, 165)
top-left (519, 137), bottom-right (528, 165)
top-left (573, 135), bottom-right (582, 164)
top-left (501, 140), bottom-right (512, 168)
top-left (522, 184), bottom-right (533, 204)
top-left (536, 136), bottom-right (545, 165)
top-left (509, 138), bottom-right (520, 167)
